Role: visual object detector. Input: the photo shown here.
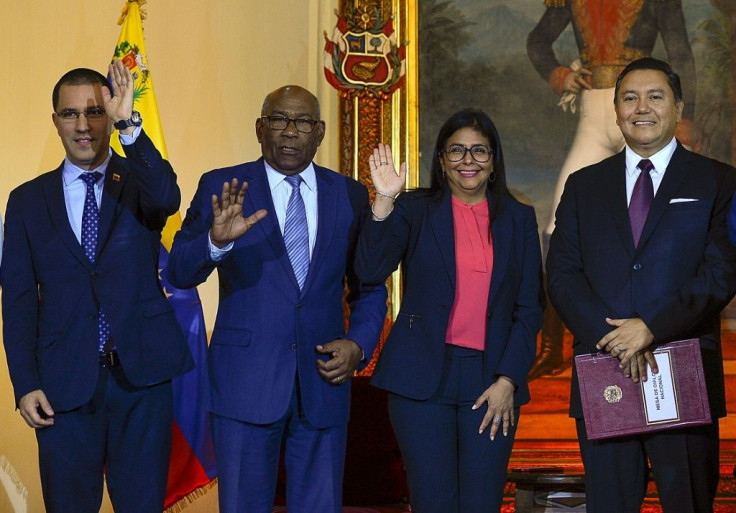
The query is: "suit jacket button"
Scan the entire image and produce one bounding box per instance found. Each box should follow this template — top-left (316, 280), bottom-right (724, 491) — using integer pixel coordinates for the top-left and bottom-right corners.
top-left (291, 344), bottom-right (297, 351)
top-left (296, 303), bottom-right (304, 310)
top-left (91, 272), bottom-right (99, 279)
top-left (633, 263), bottom-right (642, 271)
top-left (487, 312), bottom-right (492, 318)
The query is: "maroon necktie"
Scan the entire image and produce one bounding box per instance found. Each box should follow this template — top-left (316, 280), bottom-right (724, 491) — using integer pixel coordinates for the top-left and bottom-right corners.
top-left (629, 159), bottom-right (654, 247)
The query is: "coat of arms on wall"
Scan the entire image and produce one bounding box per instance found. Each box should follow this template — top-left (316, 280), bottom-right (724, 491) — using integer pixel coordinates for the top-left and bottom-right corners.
top-left (324, 6), bottom-right (406, 97)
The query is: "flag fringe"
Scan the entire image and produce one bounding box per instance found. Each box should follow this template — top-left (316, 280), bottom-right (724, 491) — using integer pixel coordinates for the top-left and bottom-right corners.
top-left (163, 478), bottom-right (218, 513)
top-left (0, 455), bottom-right (28, 507)
top-left (118, 0), bottom-right (147, 25)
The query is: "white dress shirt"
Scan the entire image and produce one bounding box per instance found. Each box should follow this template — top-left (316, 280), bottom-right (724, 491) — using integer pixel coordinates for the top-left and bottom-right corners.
top-left (624, 137), bottom-right (677, 206)
top-left (209, 161), bottom-right (319, 260)
top-left (61, 127), bottom-right (142, 243)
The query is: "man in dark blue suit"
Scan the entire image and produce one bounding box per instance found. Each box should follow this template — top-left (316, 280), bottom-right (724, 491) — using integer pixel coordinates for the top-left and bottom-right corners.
top-left (547, 58), bottom-right (736, 512)
top-left (1, 61), bottom-right (193, 512)
top-left (167, 85), bottom-right (387, 513)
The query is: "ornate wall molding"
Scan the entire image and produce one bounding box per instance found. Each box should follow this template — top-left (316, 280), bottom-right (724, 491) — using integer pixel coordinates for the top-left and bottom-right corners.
top-left (327, 0), bottom-right (418, 371)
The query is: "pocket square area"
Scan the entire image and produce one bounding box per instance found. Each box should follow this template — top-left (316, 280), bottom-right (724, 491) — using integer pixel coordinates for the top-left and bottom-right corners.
top-left (669, 198), bottom-right (699, 203)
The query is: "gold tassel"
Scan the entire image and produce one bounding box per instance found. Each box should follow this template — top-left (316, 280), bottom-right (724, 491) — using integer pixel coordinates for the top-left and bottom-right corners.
top-left (544, 0), bottom-right (567, 7)
top-left (163, 479), bottom-right (218, 513)
top-left (118, 0), bottom-right (148, 26)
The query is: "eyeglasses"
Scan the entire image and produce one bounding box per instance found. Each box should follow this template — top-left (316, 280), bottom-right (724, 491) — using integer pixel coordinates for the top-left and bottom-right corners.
top-left (56, 107), bottom-right (107, 123)
top-left (261, 115), bottom-right (321, 133)
top-left (442, 144), bottom-right (493, 163)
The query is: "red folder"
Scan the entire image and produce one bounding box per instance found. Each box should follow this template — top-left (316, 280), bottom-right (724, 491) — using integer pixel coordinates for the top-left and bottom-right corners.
top-left (575, 339), bottom-right (711, 440)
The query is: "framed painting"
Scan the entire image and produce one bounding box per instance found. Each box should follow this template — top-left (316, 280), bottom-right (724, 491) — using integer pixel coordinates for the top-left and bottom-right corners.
top-left (335, 1), bottom-right (736, 440)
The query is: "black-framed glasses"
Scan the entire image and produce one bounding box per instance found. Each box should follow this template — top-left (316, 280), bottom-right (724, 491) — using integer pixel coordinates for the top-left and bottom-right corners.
top-left (56, 107), bottom-right (107, 123)
top-left (443, 144), bottom-right (493, 163)
top-left (261, 115), bottom-right (321, 133)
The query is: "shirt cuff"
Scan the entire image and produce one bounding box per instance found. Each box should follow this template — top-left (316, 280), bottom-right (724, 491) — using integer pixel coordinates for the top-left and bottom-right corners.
top-left (208, 232), bottom-right (233, 261)
top-left (118, 125), bottom-right (142, 145)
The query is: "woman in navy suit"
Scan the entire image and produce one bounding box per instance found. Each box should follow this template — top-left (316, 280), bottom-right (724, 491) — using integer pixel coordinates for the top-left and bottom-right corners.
top-left (356, 109), bottom-right (544, 512)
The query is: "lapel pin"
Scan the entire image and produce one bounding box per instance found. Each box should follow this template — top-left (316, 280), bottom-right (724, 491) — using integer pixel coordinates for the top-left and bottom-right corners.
top-left (112, 173), bottom-right (121, 182)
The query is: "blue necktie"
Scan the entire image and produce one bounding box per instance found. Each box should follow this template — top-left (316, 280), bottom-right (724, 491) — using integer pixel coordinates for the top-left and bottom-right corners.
top-left (283, 174), bottom-right (310, 290)
top-left (629, 159), bottom-right (654, 248)
top-left (79, 172), bottom-right (112, 351)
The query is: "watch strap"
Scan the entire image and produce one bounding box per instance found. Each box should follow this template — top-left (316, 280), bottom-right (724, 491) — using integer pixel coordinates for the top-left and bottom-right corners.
top-left (114, 111), bottom-right (142, 130)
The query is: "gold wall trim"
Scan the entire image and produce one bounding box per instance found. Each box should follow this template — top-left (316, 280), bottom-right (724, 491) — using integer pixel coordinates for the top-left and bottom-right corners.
top-left (334, 0), bottom-right (418, 371)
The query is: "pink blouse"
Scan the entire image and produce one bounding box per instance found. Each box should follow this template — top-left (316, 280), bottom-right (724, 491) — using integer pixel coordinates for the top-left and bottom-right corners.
top-left (445, 196), bottom-right (493, 351)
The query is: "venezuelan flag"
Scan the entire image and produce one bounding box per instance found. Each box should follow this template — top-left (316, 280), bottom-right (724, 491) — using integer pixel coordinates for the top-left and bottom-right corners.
top-left (110, 1), bottom-right (216, 508)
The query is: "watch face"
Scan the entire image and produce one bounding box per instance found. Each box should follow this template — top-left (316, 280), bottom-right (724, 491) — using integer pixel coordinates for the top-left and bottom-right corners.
top-left (114, 111), bottom-right (142, 129)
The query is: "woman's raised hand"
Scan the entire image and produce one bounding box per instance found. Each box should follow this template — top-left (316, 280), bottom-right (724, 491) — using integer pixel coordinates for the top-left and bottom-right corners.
top-left (369, 144), bottom-right (406, 198)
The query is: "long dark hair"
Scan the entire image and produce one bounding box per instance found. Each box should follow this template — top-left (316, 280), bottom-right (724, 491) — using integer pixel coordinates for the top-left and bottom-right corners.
top-left (429, 108), bottom-right (509, 220)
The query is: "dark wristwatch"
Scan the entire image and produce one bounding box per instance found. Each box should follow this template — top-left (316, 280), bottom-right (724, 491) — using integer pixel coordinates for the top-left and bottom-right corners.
top-left (114, 110), bottom-right (142, 130)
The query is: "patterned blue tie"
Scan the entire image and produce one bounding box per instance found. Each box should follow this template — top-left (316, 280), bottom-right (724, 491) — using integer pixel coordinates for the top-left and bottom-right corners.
top-left (283, 174), bottom-right (310, 290)
top-left (79, 172), bottom-right (112, 351)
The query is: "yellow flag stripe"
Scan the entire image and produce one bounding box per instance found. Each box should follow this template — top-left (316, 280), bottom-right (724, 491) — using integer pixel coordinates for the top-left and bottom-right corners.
top-left (111, 0), bottom-right (179, 251)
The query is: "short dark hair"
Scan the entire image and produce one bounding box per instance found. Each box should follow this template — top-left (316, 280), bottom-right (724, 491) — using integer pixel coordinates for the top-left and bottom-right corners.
top-left (52, 68), bottom-right (111, 111)
top-left (429, 108), bottom-right (509, 218)
top-left (614, 57), bottom-right (683, 104)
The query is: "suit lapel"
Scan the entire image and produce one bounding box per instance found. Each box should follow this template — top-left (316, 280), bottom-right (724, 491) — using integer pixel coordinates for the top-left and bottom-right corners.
top-left (488, 200), bottom-right (511, 309)
top-left (96, 155), bottom-right (126, 258)
top-left (604, 151), bottom-right (636, 256)
top-left (245, 160), bottom-right (302, 292)
top-left (302, 165), bottom-right (337, 295)
top-left (430, 192), bottom-right (456, 291)
top-left (43, 165), bottom-right (91, 268)
top-left (636, 144), bottom-right (690, 251)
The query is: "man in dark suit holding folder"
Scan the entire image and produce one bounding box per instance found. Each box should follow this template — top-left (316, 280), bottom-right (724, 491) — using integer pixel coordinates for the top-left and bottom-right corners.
top-left (547, 58), bottom-right (736, 512)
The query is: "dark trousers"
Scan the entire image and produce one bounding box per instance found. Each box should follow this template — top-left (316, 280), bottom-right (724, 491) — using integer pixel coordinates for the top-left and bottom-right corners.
top-left (388, 345), bottom-right (518, 513)
top-left (577, 418), bottom-right (720, 513)
top-left (36, 365), bottom-right (173, 513)
top-left (212, 381), bottom-right (347, 513)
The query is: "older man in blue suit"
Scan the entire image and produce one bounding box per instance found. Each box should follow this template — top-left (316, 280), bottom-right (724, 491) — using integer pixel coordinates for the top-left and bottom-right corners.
top-left (167, 85), bottom-right (387, 513)
top-left (1, 61), bottom-right (193, 512)
top-left (548, 58), bottom-right (736, 512)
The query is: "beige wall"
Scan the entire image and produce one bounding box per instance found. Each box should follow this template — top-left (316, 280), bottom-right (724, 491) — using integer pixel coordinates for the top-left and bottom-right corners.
top-left (0, 0), bottom-right (339, 510)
